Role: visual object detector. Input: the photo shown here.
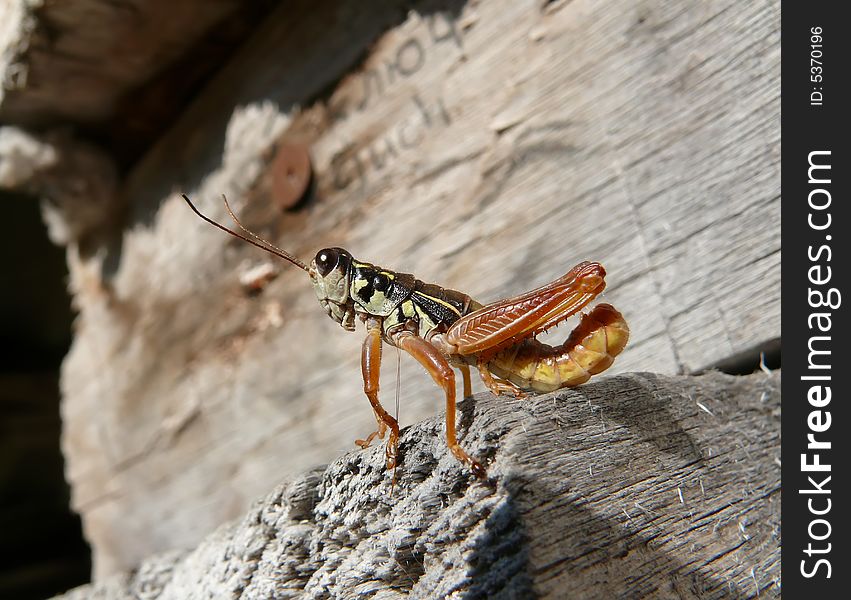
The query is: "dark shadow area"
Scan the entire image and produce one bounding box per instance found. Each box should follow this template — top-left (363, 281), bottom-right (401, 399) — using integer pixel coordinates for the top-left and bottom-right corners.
top-left (497, 472), bottom-right (747, 598)
top-left (0, 192), bottom-right (91, 599)
top-left (574, 372), bottom-right (706, 466)
top-left (456, 382), bottom-right (724, 597)
top-left (463, 373), bottom-right (781, 597)
top-left (700, 337), bottom-right (781, 376)
top-left (464, 490), bottom-right (535, 599)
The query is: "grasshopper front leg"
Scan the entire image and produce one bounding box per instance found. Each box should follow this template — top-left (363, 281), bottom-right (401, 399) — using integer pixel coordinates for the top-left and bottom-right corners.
top-left (358, 320), bottom-right (399, 470)
top-left (392, 331), bottom-right (486, 479)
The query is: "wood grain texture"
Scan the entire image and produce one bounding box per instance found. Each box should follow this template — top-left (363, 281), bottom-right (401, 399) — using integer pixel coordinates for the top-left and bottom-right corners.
top-left (0, 0), bottom-right (235, 124)
top-left (53, 0), bottom-right (780, 576)
top-left (56, 371), bottom-right (781, 599)
top-left (0, 0), bottom-right (278, 166)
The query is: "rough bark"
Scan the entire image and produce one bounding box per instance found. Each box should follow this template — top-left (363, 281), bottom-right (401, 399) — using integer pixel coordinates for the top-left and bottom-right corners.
top-left (56, 371), bottom-right (781, 599)
top-left (2, 0), bottom-right (781, 577)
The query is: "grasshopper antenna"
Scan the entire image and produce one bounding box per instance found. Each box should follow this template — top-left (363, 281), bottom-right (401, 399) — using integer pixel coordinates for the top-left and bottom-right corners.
top-left (182, 194), bottom-right (309, 272)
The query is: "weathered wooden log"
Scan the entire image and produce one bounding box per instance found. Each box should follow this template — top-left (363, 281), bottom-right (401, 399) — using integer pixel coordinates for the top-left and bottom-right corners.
top-left (56, 371), bottom-right (781, 599)
top-left (0, 0), bottom-right (277, 246)
top-left (0, 126), bottom-right (118, 246)
top-left (0, 0), bottom-right (783, 577)
top-left (0, 0), bottom-right (277, 162)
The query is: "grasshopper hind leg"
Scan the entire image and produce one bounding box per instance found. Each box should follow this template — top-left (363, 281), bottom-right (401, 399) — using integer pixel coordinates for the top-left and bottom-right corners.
top-left (477, 356), bottom-right (526, 398)
top-left (393, 332), bottom-right (486, 478)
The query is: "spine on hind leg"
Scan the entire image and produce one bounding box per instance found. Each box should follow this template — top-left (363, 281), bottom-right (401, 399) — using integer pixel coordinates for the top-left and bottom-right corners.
top-left (489, 303), bottom-right (629, 391)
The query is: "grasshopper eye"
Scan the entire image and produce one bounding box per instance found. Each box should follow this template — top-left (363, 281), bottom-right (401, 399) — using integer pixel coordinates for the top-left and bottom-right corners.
top-left (315, 249), bottom-right (339, 277)
top-left (373, 273), bottom-right (391, 293)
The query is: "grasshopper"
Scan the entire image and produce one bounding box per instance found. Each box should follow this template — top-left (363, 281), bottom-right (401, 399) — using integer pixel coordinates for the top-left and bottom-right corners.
top-left (183, 195), bottom-right (629, 478)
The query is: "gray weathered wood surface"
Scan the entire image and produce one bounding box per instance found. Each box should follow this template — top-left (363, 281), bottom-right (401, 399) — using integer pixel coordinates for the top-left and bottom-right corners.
top-left (56, 371), bottom-right (782, 599)
top-left (0, 0), bottom-right (275, 152)
top-left (2, 0), bottom-right (780, 579)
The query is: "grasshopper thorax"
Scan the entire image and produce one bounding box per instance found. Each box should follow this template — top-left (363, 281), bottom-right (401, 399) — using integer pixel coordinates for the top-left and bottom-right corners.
top-left (309, 248), bottom-right (356, 330)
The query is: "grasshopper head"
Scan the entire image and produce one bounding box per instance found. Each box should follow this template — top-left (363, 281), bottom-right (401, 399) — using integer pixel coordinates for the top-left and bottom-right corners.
top-left (309, 247), bottom-right (355, 329)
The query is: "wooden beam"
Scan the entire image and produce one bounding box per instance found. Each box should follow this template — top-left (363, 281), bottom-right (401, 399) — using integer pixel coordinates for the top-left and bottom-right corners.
top-left (0, 0), bottom-right (278, 166)
top-left (51, 0), bottom-right (780, 577)
top-left (56, 372), bottom-right (781, 598)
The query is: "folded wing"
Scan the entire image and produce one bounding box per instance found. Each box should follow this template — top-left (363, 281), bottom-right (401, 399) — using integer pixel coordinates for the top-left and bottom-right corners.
top-left (445, 261), bottom-right (607, 354)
